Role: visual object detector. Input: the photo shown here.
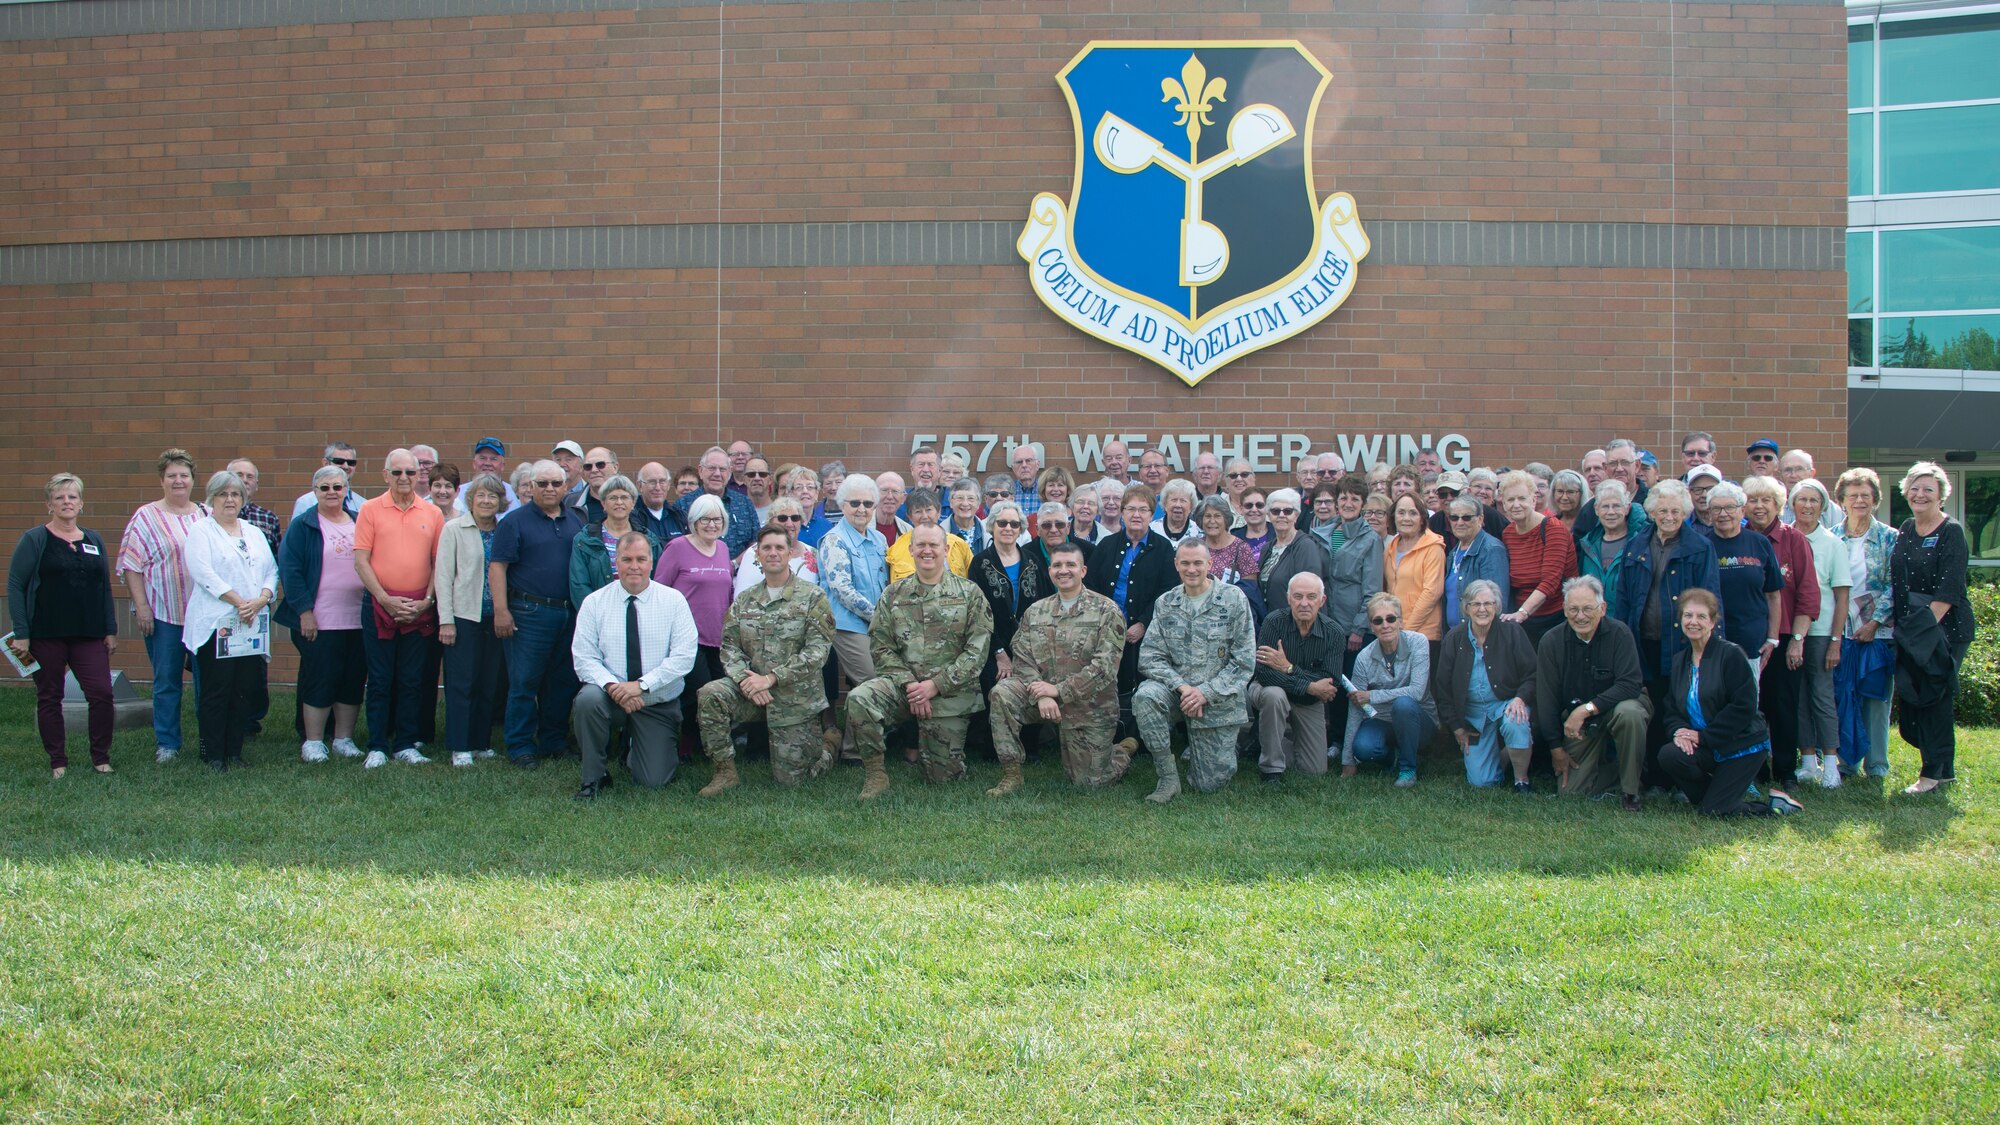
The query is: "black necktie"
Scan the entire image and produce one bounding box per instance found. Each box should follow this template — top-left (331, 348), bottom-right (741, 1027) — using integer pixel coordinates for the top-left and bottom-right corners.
top-left (625, 595), bottom-right (643, 682)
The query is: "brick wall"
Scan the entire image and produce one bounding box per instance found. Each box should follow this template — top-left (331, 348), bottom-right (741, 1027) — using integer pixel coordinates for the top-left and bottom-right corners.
top-left (0, 0), bottom-right (1849, 684)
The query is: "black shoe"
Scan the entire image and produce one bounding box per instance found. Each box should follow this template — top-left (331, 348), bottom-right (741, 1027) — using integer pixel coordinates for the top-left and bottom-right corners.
top-left (1513, 780), bottom-right (1532, 795)
top-left (574, 779), bottom-right (605, 802)
top-left (227, 757), bottom-right (246, 770)
top-left (512, 755), bottom-right (541, 771)
top-left (1621, 793), bottom-right (1642, 813)
top-left (1261, 771), bottom-right (1284, 785)
top-left (246, 721), bottom-right (262, 737)
top-left (207, 760), bottom-right (227, 774)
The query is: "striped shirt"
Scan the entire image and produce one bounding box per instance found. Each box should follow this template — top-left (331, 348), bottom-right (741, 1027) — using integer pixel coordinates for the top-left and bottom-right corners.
top-left (118, 501), bottom-right (209, 626)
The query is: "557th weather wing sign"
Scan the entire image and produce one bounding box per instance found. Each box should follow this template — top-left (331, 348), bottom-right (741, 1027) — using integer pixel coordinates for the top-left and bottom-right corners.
top-left (1019, 41), bottom-right (1368, 386)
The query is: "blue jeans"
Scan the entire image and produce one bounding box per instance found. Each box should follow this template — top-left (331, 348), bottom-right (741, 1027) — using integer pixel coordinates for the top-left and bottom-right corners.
top-left (361, 594), bottom-right (431, 754)
top-left (145, 620), bottom-right (199, 751)
top-left (501, 599), bottom-right (576, 760)
top-left (1350, 696), bottom-right (1436, 775)
top-left (1459, 698), bottom-right (1532, 787)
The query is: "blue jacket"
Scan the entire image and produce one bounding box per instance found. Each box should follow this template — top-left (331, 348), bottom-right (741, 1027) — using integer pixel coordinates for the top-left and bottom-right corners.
top-left (820, 518), bottom-right (890, 634)
top-left (1612, 528), bottom-right (1720, 679)
top-left (276, 506), bottom-right (330, 630)
top-left (671, 488), bottom-right (758, 558)
top-left (1443, 530), bottom-right (1511, 629)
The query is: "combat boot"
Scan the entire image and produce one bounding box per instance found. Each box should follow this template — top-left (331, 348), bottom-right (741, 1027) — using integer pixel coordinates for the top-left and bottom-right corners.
top-left (1145, 746), bottom-right (1181, 805)
top-left (857, 754), bottom-right (891, 800)
top-left (986, 761), bottom-right (1024, 798)
top-left (698, 759), bottom-right (739, 798)
top-left (1108, 737), bottom-right (1137, 784)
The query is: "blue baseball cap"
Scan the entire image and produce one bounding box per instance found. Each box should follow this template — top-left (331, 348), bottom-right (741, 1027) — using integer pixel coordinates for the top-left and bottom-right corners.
top-left (473, 437), bottom-right (507, 456)
top-left (1637, 450), bottom-right (1658, 468)
top-left (1746, 438), bottom-right (1779, 456)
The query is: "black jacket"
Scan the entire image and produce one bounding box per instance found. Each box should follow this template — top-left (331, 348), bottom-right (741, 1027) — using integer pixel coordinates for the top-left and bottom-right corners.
top-left (1532, 616), bottom-right (1644, 746)
top-left (969, 545), bottom-right (1051, 659)
top-left (1434, 617), bottom-right (1538, 735)
top-left (7, 525), bottom-right (116, 639)
top-left (1086, 531), bottom-right (1176, 628)
top-left (1251, 608), bottom-right (1344, 702)
top-left (1665, 637), bottom-right (1769, 760)
top-left (1257, 532), bottom-right (1333, 622)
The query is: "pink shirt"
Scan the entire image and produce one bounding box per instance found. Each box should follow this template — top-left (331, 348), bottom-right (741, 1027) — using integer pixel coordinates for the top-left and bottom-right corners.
top-left (314, 518), bottom-right (364, 631)
top-left (118, 501), bottom-right (208, 626)
top-left (653, 536), bottom-right (734, 647)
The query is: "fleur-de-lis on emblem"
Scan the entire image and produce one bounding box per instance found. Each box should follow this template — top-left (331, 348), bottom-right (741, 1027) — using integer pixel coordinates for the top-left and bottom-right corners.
top-left (1161, 54), bottom-right (1227, 159)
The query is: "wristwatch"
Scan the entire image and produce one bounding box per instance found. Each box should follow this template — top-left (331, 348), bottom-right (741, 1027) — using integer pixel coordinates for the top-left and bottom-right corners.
top-left (1584, 701), bottom-right (1599, 717)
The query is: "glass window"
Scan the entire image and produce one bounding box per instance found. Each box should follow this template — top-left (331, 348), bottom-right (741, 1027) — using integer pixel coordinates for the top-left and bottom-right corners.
top-left (1848, 231), bottom-right (1872, 315)
top-left (1850, 318), bottom-right (1874, 367)
top-left (1965, 471), bottom-right (2000, 561)
top-left (1881, 104), bottom-right (2000, 194)
top-left (1877, 313), bottom-right (2000, 369)
top-left (1881, 12), bottom-right (2000, 107)
top-left (1850, 23), bottom-right (1874, 109)
top-left (1881, 226), bottom-right (2000, 312)
top-left (1849, 113), bottom-right (1873, 196)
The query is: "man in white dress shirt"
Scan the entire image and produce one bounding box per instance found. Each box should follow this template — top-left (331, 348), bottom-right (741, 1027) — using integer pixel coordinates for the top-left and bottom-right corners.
top-left (569, 532), bottom-right (699, 800)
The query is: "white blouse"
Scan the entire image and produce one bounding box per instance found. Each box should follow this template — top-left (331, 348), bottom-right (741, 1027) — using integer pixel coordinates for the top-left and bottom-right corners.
top-left (181, 516), bottom-right (279, 653)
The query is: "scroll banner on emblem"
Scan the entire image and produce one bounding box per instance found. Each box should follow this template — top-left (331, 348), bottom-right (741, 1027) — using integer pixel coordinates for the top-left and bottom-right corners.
top-left (1018, 192), bottom-right (1369, 386)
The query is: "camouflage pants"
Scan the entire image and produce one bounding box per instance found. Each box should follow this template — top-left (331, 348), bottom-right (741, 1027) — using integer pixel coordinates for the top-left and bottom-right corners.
top-left (988, 679), bottom-right (1122, 787)
top-left (848, 676), bottom-right (971, 782)
top-left (1133, 681), bottom-right (1240, 793)
top-left (695, 679), bottom-right (832, 786)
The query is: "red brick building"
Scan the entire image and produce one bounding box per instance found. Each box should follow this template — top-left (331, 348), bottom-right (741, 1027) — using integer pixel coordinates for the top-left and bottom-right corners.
top-left (2, 0), bottom-right (1848, 646)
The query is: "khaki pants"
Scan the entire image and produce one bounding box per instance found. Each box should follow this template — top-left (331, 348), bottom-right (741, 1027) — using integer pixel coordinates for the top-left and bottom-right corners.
top-left (1248, 683), bottom-right (1328, 776)
top-left (1557, 696), bottom-right (1652, 798)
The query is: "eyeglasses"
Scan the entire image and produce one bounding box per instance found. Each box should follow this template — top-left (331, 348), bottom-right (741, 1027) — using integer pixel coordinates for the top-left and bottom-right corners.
top-left (744, 470), bottom-right (770, 478)
top-left (773, 514), bottom-right (803, 523)
top-left (1369, 614), bottom-right (1401, 625)
top-left (992, 519), bottom-right (1022, 529)
top-left (584, 460), bottom-right (613, 471)
top-left (639, 479), bottom-right (670, 488)
top-left (1448, 513), bottom-right (1478, 522)
top-left (328, 457), bottom-right (358, 468)
top-left (1042, 519), bottom-right (1069, 528)
top-left (845, 499), bottom-right (876, 509)
top-left (697, 516), bottom-right (725, 525)
top-left (387, 468), bottom-right (420, 478)
top-left (417, 460), bottom-right (436, 469)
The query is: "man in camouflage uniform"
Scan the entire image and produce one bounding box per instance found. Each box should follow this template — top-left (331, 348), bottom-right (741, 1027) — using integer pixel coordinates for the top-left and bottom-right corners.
top-left (1133, 540), bottom-right (1257, 800)
top-left (848, 524), bottom-right (994, 797)
top-left (696, 525), bottom-right (839, 795)
top-left (986, 540), bottom-right (1127, 797)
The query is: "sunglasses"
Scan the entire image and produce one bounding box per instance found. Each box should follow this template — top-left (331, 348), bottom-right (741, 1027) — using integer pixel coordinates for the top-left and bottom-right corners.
top-left (1749, 454), bottom-right (1777, 463)
top-left (992, 519), bottom-right (1022, 529)
top-left (315, 484), bottom-right (346, 493)
top-left (1226, 471), bottom-right (1252, 479)
top-left (846, 499), bottom-right (876, 509)
top-left (1268, 507), bottom-right (1297, 516)
top-left (773, 514), bottom-right (803, 523)
top-left (533, 480), bottom-right (566, 488)
top-left (1370, 614), bottom-right (1401, 625)
top-left (1448, 513), bottom-right (1478, 522)
top-left (985, 490), bottom-right (1010, 499)
top-left (744, 470), bottom-right (771, 478)
top-left (1041, 519), bottom-right (1069, 528)
top-left (387, 468), bottom-right (420, 478)
top-left (328, 457), bottom-right (358, 468)
top-left (584, 460), bottom-right (613, 471)
top-left (1241, 502), bottom-right (1265, 510)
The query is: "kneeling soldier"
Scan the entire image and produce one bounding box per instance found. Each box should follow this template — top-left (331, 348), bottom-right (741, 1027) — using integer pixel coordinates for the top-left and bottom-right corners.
top-left (1132, 541), bottom-right (1257, 801)
top-left (847, 525), bottom-right (994, 797)
top-left (697, 524), bottom-right (839, 795)
top-left (987, 540), bottom-right (1127, 796)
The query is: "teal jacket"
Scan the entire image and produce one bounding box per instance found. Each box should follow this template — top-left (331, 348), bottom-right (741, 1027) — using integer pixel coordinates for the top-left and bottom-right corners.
top-left (568, 523), bottom-right (663, 610)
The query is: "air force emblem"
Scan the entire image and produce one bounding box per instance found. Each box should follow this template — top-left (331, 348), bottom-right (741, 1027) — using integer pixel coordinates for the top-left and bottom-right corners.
top-left (1019, 41), bottom-right (1368, 386)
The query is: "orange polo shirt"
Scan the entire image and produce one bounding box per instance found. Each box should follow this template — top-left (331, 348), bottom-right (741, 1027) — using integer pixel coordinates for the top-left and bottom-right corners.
top-left (354, 492), bottom-right (444, 592)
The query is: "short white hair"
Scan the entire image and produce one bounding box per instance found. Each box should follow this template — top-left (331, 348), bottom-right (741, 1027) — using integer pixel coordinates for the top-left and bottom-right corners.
top-left (687, 492), bottom-right (730, 535)
top-left (836, 474), bottom-right (879, 504)
top-left (1287, 571), bottom-right (1326, 596)
top-left (1161, 478), bottom-right (1196, 503)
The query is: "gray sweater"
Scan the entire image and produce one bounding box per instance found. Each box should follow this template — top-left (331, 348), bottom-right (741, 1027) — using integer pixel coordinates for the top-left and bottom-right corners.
top-left (1341, 629), bottom-right (1436, 762)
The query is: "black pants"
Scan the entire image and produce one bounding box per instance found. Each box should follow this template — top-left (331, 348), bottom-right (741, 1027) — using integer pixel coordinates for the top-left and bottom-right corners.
top-left (195, 637), bottom-right (269, 764)
top-left (1758, 638), bottom-right (1802, 782)
top-left (1115, 640), bottom-right (1142, 743)
top-left (362, 594), bottom-right (432, 755)
top-left (1657, 741), bottom-right (1773, 817)
top-left (1325, 645), bottom-right (1361, 750)
top-left (443, 615), bottom-right (507, 755)
top-left (678, 644), bottom-right (725, 757)
top-left (1900, 641), bottom-right (1970, 781)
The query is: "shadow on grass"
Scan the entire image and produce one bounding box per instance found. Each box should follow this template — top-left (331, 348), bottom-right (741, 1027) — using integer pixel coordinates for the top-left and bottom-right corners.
top-left (0, 686), bottom-right (1977, 886)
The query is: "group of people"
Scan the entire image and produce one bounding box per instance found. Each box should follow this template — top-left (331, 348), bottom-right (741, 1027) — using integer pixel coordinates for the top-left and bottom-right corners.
top-left (8, 430), bottom-right (1976, 814)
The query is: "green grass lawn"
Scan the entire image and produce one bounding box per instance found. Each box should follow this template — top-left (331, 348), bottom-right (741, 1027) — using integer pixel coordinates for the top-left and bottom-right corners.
top-left (2, 685), bottom-right (1996, 1122)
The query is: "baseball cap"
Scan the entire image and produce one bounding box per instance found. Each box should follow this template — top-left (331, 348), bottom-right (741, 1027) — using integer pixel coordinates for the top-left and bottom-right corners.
top-left (552, 440), bottom-right (585, 459)
top-left (1745, 438), bottom-right (1779, 456)
top-left (1637, 450), bottom-right (1658, 468)
top-left (473, 436), bottom-right (507, 457)
top-left (1686, 464), bottom-right (1724, 485)
top-left (1436, 470), bottom-right (1469, 493)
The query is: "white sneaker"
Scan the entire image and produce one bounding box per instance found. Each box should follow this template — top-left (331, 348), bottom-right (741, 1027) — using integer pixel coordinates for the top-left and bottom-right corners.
top-left (330, 738), bottom-right (363, 759)
top-left (451, 751), bottom-right (473, 768)
top-left (474, 749), bottom-right (498, 760)
top-left (301, 740), bottom-right (329, 763)
top-left (394, 747), bottom-right (432, 765)
top-left (362, 750), bottom-right (388, 769)
top-left (1822, 755), bottom-right (1842, 789)
top-left (1797, 754), bottom-right (1821, 783)
top-left (155, 746), bottom-right (177, 763)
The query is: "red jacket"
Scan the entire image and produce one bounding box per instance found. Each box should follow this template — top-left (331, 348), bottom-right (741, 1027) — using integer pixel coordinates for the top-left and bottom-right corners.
top-left (1756, 519), bottom-right (1822, 634)
top-left (1502, 515), bottom-right (1578, 617)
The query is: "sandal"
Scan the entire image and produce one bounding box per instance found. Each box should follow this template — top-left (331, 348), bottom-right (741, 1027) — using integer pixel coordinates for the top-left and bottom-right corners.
top-left (1902, 777), bottom-right (1950, 795)
top-left (95, 763), bottom-right (114, 774)
top-left (51, 766), bottom-right (66, 780)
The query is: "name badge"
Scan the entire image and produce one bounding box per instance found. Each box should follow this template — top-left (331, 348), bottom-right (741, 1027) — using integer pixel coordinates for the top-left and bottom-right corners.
top-left (1922, 535), bottom-right (1939, 548)
top-left (80, 542), bottom-right (101, 555)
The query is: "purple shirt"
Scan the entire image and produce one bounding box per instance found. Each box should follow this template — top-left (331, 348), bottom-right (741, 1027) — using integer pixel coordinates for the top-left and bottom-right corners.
top-left (653, 535), bottom-right (734, 647)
